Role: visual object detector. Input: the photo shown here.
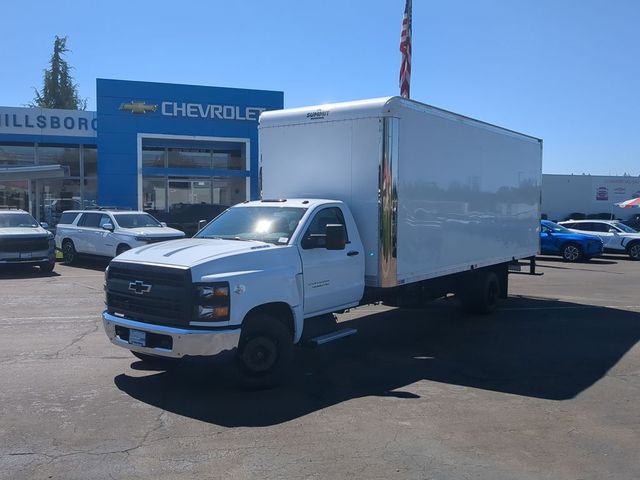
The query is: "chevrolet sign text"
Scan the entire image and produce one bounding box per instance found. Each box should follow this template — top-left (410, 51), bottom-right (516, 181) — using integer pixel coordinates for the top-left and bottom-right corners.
top-left (161, 102), bottom-right (266, 121)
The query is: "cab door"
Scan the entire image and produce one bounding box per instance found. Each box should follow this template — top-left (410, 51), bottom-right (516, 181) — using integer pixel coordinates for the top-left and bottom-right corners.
top-left (298, 206), bottom-right (365, 316)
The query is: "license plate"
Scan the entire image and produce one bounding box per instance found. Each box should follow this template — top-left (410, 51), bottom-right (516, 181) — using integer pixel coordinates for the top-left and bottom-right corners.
top-left (19, 252), bottom-right (32, 259)
top-left (129, 329), bottom-right (146, 347)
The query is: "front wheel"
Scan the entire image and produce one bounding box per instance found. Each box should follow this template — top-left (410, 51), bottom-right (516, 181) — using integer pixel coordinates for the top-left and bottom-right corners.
top-left (236, 314), bottom-right (293, 389)
top-left (627, 242), bottom-right (640, 260)
top-left (116, 244), bottom-right (131, 256)
top-left (62, 240), bottom-right (77, 264)
top-left (561, 243), bottom-right (582, 262)
top-left (39, 261), bottom-right (55, 273)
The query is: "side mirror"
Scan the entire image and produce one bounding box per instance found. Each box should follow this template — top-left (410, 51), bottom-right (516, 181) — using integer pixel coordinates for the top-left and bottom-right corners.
top-left (102, 223), bottom-right (114, 231)
top-left (608, 228), bottom-right (618, 234)
top-left (160, 222), bottom-right (167, 227)
top-left (40, 222), bottom-right (49, 229)
top-left (197, 219), bottom-right (208, 231)
top-left (326, 224), bottom-right (347, 250)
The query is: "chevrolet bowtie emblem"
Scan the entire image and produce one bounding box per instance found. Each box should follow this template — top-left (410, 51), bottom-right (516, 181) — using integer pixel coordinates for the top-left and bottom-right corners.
top-left (129, 280), bottom-right (152, 295)
top-left (119, 101), bottom-right (158, 114)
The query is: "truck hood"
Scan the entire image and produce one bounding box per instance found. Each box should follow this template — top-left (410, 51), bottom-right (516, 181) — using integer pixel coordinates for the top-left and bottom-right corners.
top-left (115, 238), bottom-right (277, 267)
top-left (119, 227), bottom-right (185, 237)
top-left (0, 227), bottom-right (51, 237)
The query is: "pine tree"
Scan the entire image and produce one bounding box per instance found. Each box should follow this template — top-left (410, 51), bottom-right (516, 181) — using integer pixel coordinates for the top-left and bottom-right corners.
top-left (31, 36), bottom-right (86, 110)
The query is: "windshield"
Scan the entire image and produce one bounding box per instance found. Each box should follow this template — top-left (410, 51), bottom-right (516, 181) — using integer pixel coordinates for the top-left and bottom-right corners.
top-left (195, 206), bottom-right (307, 245)
top-left (0, 213), bottom-right (39, 228)
top-left (543, 221), bottom-right (571, 234)
top-left (114, 213), bottom-right (161, 228)
top-left (612, 222), bottom-right (637, 233)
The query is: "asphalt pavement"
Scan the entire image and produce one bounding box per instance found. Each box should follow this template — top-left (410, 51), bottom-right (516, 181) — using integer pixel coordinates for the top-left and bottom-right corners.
top-left (1, 255), bottom-right (639, 479)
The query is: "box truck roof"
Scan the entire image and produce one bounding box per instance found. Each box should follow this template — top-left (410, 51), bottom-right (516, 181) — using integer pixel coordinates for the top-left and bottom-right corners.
top-left (260, 96), bottom-right (541, 143)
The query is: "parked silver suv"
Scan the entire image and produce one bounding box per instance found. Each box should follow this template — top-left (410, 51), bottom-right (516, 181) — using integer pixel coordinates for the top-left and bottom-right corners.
top-left (0, 208), bottom-right (56, 272)
top-left (54, 209), bottom-right (185, 264)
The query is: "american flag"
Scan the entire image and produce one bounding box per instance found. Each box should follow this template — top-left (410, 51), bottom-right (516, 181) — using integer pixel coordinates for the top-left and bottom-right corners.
top-left (399, 0), bottom-right (412, 98)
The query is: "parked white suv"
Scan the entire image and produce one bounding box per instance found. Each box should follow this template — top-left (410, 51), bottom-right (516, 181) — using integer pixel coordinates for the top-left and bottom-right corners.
top-left (55, 209), bottom-right (185, 263)
top-left (558, 219), bottom-right (640, 260)
top-left (0, 208), bottom-right (56, 272)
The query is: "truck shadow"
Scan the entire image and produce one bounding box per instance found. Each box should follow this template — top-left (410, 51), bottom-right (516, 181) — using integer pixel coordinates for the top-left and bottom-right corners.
top-left (114, 296), bottom-right (640, 427)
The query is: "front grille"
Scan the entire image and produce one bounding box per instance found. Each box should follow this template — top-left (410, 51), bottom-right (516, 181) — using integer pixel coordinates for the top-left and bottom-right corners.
top-left (143, 236), bottom-right (182, 244)
top-left (0, 236), bottom-right (49, 253)
top-left (106, 262), bottom-right (193, 327)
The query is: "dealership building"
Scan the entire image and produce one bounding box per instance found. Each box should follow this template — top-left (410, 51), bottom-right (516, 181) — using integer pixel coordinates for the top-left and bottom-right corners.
top-left (0, 79), bottom-right (283, 226)
top-left (1, 79), bottom-right (637, 227)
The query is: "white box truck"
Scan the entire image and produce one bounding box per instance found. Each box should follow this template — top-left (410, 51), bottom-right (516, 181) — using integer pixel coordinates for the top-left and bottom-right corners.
top-left (102, 97), bottom-right (542, 387)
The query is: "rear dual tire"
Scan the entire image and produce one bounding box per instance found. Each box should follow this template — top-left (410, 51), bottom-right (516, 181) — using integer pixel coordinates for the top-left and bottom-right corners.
top-left (458, 270), bottom-right (501, 315)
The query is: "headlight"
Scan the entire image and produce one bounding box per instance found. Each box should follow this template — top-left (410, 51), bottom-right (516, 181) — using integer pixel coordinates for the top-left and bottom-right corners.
top-left (197, 305), bottom-right (230, 320)
top-left (193, 282), bottom-right (230, 322)
top-left (134, 236), bottom-right (148, 242)
top-left (196, 285), bottom-right (229, 299)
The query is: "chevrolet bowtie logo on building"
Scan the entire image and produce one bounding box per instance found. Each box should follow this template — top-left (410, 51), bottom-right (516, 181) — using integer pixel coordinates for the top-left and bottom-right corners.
top-left (119, 101), bottom-right (158, 114)
top-left (129, 280), bottom-right (152, 295)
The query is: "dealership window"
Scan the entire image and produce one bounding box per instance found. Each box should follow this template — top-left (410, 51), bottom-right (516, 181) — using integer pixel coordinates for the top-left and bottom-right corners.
top-left (38, 178), bottom-right (82, 227)
top-left (168, 148), bottom-right (212, 169)
top-left (143, 177), bottom-right (167, 212)
top-left (142, 147), bottom-right (166, 168)
top-left (213, 143), bottom-right (246, 170)
top-left (37, 144), bottom-right (81, 176)
top-left (142, 175), bottom-right (247, 213)
top-left (83, 146), bottom-right (98, 177)
top-left (0, 143), bottom-right (35, 166)
top-left (0, 180), bottom-right (29, 210)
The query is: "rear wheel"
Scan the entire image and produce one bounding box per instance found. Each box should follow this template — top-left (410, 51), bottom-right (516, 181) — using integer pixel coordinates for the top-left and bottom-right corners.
top-left (236, 313), bottom-right (293, 389)
top-left (458, 270), bottom-right (501, 314)
top-left (627, 242), bottom-right (640, 260)
top-left (62, 240), bottom-right (77, 264)
top-left (561, 243), bottom-right (582, 262)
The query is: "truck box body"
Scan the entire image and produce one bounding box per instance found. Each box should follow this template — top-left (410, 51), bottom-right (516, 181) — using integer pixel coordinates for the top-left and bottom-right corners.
top-left (260, 97), bottom-right (542, 288)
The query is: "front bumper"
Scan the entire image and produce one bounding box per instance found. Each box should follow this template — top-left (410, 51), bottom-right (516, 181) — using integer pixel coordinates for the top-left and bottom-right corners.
top-left (102, 311), bottom-right (240, 358)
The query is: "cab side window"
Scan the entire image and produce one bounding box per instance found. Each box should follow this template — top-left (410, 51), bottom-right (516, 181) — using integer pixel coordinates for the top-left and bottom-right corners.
top-left (590, 223), bottom-right (610, 232)
top-left (302, 207), bottom-right (348, 249)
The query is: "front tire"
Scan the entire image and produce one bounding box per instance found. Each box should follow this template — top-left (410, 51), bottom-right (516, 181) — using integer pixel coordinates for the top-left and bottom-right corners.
top-left (561, 243), bottom-right (582, 262)
top-left (236, 314), bottom-right (293, 389)
top-left (62, 240), bottom-right (77, 264)
top-left (116, 244), bottom-right (131, 256)
top-left (627, 242), bottom-right (640, 260)
top-left (39, 261), bottom-right (55, 273)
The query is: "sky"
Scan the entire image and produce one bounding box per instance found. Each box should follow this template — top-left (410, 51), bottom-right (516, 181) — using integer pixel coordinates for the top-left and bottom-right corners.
top-left (2, 0), bottom-right (639, 176)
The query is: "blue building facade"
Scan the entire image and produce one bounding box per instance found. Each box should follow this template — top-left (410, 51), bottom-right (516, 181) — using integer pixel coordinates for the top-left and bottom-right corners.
top-left (0, 79), bottom-right (283, 227)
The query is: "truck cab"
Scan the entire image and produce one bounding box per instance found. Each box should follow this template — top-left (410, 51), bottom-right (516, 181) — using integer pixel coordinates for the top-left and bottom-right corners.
top-left (103, 199), bottom-right (365, 386)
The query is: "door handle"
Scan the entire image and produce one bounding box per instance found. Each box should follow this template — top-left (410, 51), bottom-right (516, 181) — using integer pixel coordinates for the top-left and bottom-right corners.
top-left (347, 250), bottom-right (359, 256)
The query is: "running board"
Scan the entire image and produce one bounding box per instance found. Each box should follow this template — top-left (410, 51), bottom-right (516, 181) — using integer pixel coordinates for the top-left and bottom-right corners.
top-left (308, 328), bottom-right (357, 347)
